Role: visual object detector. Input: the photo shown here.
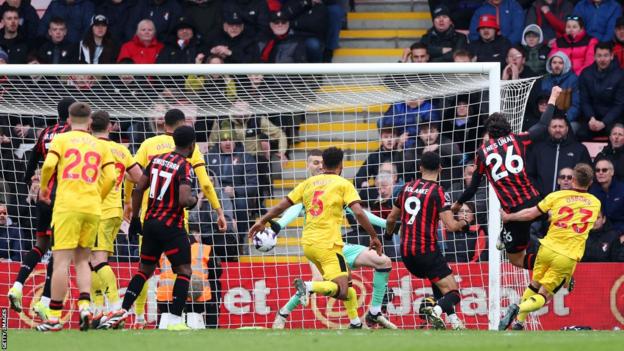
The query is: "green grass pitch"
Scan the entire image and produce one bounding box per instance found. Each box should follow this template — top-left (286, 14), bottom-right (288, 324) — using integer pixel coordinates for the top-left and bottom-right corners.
top-left (7, 329), bottom-right (624, 351)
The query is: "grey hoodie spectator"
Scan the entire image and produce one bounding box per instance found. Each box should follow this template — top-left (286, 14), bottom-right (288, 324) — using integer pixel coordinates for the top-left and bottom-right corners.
top-left (0, 0), bottom-right (40, 40)
top-left (595, 123), bottom-right (624, 181)
top-left (521, 24), bottom-right (549, 75)
top-left (38, 0), bottom-right (95, 44)
top-left (525, 0), bottom-right (574, 42)
top-left (539, 51), bottom-right (581, 129)
top-left (420, 5), bottom-right (468, 62)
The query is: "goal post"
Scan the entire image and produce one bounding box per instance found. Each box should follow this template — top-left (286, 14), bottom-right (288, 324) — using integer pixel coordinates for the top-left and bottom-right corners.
top-left (0, 63), bottom-right (537, 330)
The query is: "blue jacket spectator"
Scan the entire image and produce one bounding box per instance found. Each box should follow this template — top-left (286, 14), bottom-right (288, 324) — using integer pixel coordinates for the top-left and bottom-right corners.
top-left (38, 0), bottom-right (95, 44)
top-left (540, 51), bottom-right (580, 124)
top-left (0, 0), bottom-right (40, 40)
top-left (0, 204), bottom-right (24, 262)
top-left (590, 158), bottom-right (624, 232)
top-left (377, 99), bottom-right (441, 149)
top-left (95, 0), bottom-right (140, 42)
top-left (469, 0), bottom-right (525, 44)
top-left (573, 0), bottom-right (622, 43)
top-left (126, 0), bottom-right (182, 42)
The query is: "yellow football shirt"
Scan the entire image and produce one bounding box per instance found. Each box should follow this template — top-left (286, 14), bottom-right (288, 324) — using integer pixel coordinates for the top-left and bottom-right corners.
top-left (98, 138), bottom-right (138, 219)
top-left (537, 189), bottom-right (601, 261)
top-left (44, 130), bottom-right (115, 215)
top-left (287, 174), bottom-right (361, 249)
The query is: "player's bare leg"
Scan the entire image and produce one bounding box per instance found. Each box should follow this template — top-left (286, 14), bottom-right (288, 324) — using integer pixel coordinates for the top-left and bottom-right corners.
top-left (273, 263), bottom-right (323, 329)
top-left (75, 247), bottom-right (94, 331)
top-left (90, 250), bottom-right (121, 328)
top-left (353, 250), bottom-right (397, 329)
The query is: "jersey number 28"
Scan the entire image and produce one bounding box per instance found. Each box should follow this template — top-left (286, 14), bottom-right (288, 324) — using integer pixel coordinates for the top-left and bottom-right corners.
top-left (485, 147), bottom-right (524, 181)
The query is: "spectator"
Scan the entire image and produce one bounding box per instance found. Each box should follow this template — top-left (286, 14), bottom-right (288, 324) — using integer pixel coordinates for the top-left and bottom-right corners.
top-left (95, 0), bottom-right (141, 43)
top-left (442, 96), bottom-right (483, 159)
top-left (223, 0), bottom-right (270, 41)
top-left (613, 17), bottom-right (624, 69)
top-left (182, 0), bottom-right (222, 41)
top-left (427, 0), bottom-right (482, 32)
top-left (377, 98), bottom-right (441, 149)
top-left (442, 202), bottom-right (487, 262)
top-left (578, 42), bottom-right (624, 140)
top-left (126, 0), bottom-right (182, 41)
top-left (573, 0), bottom-right (622, 43)
top-left (556, 167), bottom-right (574, 190)
top-left (157, 17), bottom-right (204, 64)
top-left (206, 130), bottom-right (259, 246)
top-left (524, 91), bottom-right (552, 131)
top-left (420, 5), bottom-right (468, 62)
top-left (525, 0), bottom-right (574, 43)
top-left (502, 45), bottom-right (539, 80)
top-left (582, 211), bottom-right (619, 262)
top-left (539, 51), bottom-right (581, 129)
top-left (117, 19), bottom-right (164, 64)
top-left (527, 115), bottom-right (591, 196)
top-left (469, 0), bottom-right (525, 44)
top-left (0, 6), bottom-right (29, 64)
top-left (36, 17), bottom-right (78, 64)
top-left (258, 11), bottom-right (307, 63)
top-left (450, 163), bottom-right (488, 225)
top-left (453, 49), bottom-right (473, 62)
top-left (322, 0), bottom-right (345, 62)
top-left (595, 123), bottom-right (624, 181)
top-left (185, 55), bottom-right (237, 104)
top-left (355, 128), bottom-right (404, 196)
top-left (590, 158), bottom-right (624, 232)
top-left (401, 42), bottom-right (430, 63)
top-left (282, 0), bottom-right (328, 63)
top-left (0, 203), bottom-right (23, 261)
top-left (206, 11), bottom-right (260, 64)
top-left (38, 0), bottom-right (94, 44)
top-left (521, 24), bottom-right (549, 75)
top-left (549, 15), bottom-right (598, 75)
top-left (78, 14), bottom-right (119, 64)
top-left (468, 14), bottom-right (512, 66)
top-left (609, 232), bottom-right (624, 262)
top-left (0, 0), bottom-right (39, 40)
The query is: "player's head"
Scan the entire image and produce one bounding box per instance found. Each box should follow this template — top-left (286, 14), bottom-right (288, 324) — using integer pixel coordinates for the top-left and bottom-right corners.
top-left (572, 163), bottom-right (594, 190)
top-left (68, 102), bottom-right (92, 128)
top-left (322, 147), bottom-right (343, 173)
top-left (307, 149), bottom-right (323, 176)
top-left (173, 125), bottom-right (196, 157)
top-left (164, 108), bottom-right (186, 131)
top-left (419, 151), bottom-right (441, 174)
top-left (90, 110), bottom-right (111, 135)
top-left (484, 112), bottom-right (511, 139)
top-left (57, 97), bottom-right (76, 122)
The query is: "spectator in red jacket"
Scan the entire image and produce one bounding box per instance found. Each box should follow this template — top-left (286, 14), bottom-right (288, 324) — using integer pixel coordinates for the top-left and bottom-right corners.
top-left (549, 14), bottom-right (598, 75)
top-left (117, 19), bottom-right (163, 64)
top-left (613, 17), bottom-right (624, 69)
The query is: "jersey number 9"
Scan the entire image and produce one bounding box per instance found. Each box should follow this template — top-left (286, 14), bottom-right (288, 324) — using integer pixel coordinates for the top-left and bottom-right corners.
top-left (404, 196), bottom-right (422, 225)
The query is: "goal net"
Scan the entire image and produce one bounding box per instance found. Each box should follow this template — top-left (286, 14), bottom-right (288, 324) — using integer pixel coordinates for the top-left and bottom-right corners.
top-left (0, 63), bottom-right (538, 330)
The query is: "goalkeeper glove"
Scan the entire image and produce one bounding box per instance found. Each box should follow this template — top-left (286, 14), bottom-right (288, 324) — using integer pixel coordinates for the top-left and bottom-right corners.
top-left (128, 217), bottom-right (142, 241)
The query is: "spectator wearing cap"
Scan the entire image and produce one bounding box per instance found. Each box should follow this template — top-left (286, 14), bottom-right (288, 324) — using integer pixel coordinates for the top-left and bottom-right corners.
top-left (377, 98), bottom-right (441, 150)
top-left (37, 17), bottom-right (78, 64)
top-left (549, 15), bottom-right (598, 76)
top-left (205, 11), bottom-right (260, 64)
top-left (281, 0), bottom-right (328, 63)
top-left (590, 158), bottom-right (624, 232)
top-left (0, 0), bottom-right (39, 40)
top-left (157, 17), bottom-right (204, 64)
top-left (126, 0), bottom-right (182, 42)
top-left (428, 0), bottom-right (482, 32)
top-left (578, 42), bottom-right (624, 140)
top-left (469, 0), bottom-right (525, 44)
top-left (502, 45), bottom-right (539, 80)
top-left (95, 0), bottom-right (141, 43)
top-left (525, 0), bottom-right (575, 43)
top-left (573, 0), bottom-right (622, 43)
top-left (468, 14), bottom-right (512, 67)
top-left (258, 11), bottom-right (307, 63)
top-left (117, 19), bottom-right (164, 64)
top-left (38, 0), bottom-right (95, 44)
top-left (596, 123), bottom-right (624, 181)
top-left (521, 24), bottom-right (549, 75)
top-left (538, 51), bottom-right (581, 129)
top-left (613, 17), bottom-right (624, 69)
top-left (0, 6), bottom-right (29, 64)
top-left (79, 14), bottom-right (119, 64)
top-left (223, 0), bottom-right (271, 41)
top-left (419, 5), bottom-right (468, 62)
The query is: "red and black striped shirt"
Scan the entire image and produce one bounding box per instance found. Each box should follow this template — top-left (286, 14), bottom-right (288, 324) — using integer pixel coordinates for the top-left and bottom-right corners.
top-left (24, 122), bottom-right (69, 188)
top-left (144, 152), bottom-right (193, 229)
top-left (395, 179), bottom-right (449, 256)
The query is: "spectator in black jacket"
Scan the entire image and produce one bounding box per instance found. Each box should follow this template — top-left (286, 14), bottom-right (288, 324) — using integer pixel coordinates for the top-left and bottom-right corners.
top-left (582, 212), bottom-right (620, 262)
top-left (468, 14), bottom-right (512, 66)
top-left (578, 42), bottom-right (624, 140)
top-left (420, 5), bottom-right (468, 62)
top-left (590, 158), bottom-right (624, 232)
top-left (595, 123), bottom-right (624, 181)
top-left (527, 114), bottom-right (591, 197)
top-left (125, 0), bottom-right (182, 41)
top-left (0, 7), bottom-right (29, 63)
top-left (401, 42), bottom-right (430, 63)
top-left (282, 0), bottom-right (328, 63)
top-left (206, 11), bottom-right (260, 64)
top-left (157, 16), bottom-right (204, 64)
top-left (95, 0), bottom-right (140, 42)
top-left (258, 11), bottom-right (307, 63)
top-left (610, 232), bottom-right (624, 262)
top-left (78, 14), bottom-right (120, 64)
top-left (223, 0), bottom-right (270, 40)
top-left (355, 127), bottom-right (404, 197)
top-left (0, 0), bottom-right (40, 40)
top-left (428, 0), bottom-right (482, 31)
top-left (37, 17), bottom-right (78, 64)
top-left (442, 96), bottom-right (483, 160)
top-left (442, 202), bottom-right (487, 263)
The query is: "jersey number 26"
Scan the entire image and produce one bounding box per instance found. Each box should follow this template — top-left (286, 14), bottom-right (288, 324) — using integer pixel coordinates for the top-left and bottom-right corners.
top-left (485, 147), bottom-right (524, 181)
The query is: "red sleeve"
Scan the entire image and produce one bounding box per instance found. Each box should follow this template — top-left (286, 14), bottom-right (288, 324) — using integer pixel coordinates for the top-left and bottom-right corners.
top-left (436, 185), bottom-right (450, 212)
top-left (543, 11), bottom-right (566, 36)
top-left (516, 132), bottom-right (532, 146)
top-left (178, 161), bottom-right (192, 185)
top-left (117, 43), bottom-right (131, 62)
top-left (475, 152), bottom-right (487, 175)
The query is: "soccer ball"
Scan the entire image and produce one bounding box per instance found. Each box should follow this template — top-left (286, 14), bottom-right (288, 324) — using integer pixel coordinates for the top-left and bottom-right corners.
top-left (253, 228), bottom-right (277, 253)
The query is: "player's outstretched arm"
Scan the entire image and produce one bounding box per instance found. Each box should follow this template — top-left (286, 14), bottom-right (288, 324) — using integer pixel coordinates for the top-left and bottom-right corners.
top-left (248, 197), bottom-right (293, 239)
top-left (500, 206), bottom-right (542, 223)
top-left (350, 202), bottom-right (382, 256)
top-left (345, 207), bottom-right (387, 229)
top-left (456, 166), bottom-right (485, 209)
top-left (440, 210), bottom-right (470, 232)
top-left (528, 86), bottom-right (562, 141)
top-left (385, 205), bottom-right (401, 238)
top-left (275, 203), bottom-right (305, 233)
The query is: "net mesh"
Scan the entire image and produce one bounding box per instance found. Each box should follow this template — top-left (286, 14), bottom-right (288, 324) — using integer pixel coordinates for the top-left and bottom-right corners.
top-left (0, 68), bottom-right (538, 330)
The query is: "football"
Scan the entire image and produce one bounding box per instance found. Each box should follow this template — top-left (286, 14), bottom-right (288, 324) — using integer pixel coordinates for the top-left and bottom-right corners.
top-left (253, 228), bottom-right (277, 252)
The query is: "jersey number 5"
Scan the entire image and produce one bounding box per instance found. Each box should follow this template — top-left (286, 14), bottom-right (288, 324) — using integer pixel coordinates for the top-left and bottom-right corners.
top-left (62, 148), bottom-right (101, 183)
top-left (554, 207), bottom-right (594, 234)
top-left (486, 147), bottom-right (524, 181)
top-left (309, 191), bottom-right (324, 216)
top-left (149, 169), bottom-right (173, 201)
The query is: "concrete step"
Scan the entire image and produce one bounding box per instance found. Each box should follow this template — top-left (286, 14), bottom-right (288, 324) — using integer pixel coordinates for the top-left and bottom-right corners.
top-left (294, 140), bottom-right (380, 152)
top-left (354, 0), bottom-right (429, 12)
top-left (299, 122), bottom-right (378, 141)
top-left (333, 48), bottom-right (403, 63)
top-left (279, 162), bottom-right (361, 180)
top-left (347, 12), bottom-right (431, 30)
top-left (340, 29), bottom-right (423, 48)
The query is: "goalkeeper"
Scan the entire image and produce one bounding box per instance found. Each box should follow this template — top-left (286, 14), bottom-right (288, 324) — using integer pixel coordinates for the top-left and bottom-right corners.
top-left (270, 149), bottom-right (397, 329)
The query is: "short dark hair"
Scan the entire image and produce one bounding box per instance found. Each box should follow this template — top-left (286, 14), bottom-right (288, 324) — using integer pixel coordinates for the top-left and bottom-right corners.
top-left (322, 147), bottom-right (344, 170)
top-left (307, 149), bottom-right (322, 159)
top-left (57, 97), bottom-right (76, 122)
top-left (410, 42), bottom-right (427, 51)
top-left (453, 49), bottom-right (472, 59)
top-left (2, 6), bottom-right (19, 18)
top-left (91, 110), bottom-right (110, 133)
top-left (49, 16), bottom-right (66, 28)
top-left (164, 108), bottom-right (185, 127)
top-left (595, 42), bottom-right (613, 53)
top-left (173, 125), bottom-right (196, 148)
top-left (419, 151), bottom-right (440, 171)
top-left (379, 127), bottom-right (398, 136)
top-left (574, 163), bottom-right (594, 188)
top-left (418, 122), bottom-right (441, 133)
top-left (69, 102), bottom-right (91, 119)
top-left (509, 45), bottom-right (527, 59)
top-left (485, 112), bottom-right (511, 138)
top-left (550, 114), bottom-right (568, 125)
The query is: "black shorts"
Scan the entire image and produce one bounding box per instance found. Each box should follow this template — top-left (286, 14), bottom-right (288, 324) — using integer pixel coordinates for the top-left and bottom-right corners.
top-left (503, 197), bottom-right (541, 254)
top-left (140, 219), bottom-right (191, 267)
top-left (401, 251), bottom-right (452, 283)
